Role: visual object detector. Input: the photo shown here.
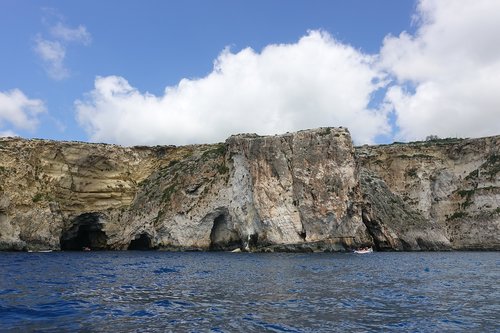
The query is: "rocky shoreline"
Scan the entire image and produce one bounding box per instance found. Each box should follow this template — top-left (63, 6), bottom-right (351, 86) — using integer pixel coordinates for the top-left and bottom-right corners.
top-left (0, 128), bottom-right (498, 252)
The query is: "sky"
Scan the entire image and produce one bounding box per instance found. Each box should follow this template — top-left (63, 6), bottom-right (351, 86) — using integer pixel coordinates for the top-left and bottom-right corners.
top-left (1, 0), bottom-right (499, 146)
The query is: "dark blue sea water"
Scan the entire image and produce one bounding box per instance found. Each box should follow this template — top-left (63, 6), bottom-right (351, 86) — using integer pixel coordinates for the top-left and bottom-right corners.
top-left (1, 251), bottom-right (499, 332)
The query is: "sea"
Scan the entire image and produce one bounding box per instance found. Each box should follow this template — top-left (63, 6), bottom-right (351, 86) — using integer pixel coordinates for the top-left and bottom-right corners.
top-left (1, 251), bottom-right (499, 332)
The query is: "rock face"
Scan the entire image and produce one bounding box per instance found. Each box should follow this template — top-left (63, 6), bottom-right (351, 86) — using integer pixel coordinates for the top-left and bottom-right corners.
top-left (357, 136), bottom-right (500, 250)
top-left (0, 129), bottom-right (498, 251)
top-left (359, 169), bottom-right (451, 251)
top-left (120, 128), bottom-right (371, 252)
top-left (0, 138), bottom-right (167, 250)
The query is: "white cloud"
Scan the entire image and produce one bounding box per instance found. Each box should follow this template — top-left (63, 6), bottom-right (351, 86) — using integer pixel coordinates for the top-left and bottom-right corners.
top-left (76, 1), bottom-right (500, 145)
top-left (34, 18), bottom-right (91, 80)
top-left (0, 130), bottom-right (18, 138)
top-left (76, 31), bottom-right (389, 146)
top-left (0, 89), bottom-right (46, 132)
top-left (381, 0), bottom-right (500, 140)
top-left (50, 22), bottom-right (91, 45)
top-left (34, 36), bottom-right (68, 80)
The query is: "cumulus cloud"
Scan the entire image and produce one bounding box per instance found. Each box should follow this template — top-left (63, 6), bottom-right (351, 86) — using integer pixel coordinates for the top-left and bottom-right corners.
top-left (0, 89), bottom-right (46, 134)
top-left (34, 16), bottom-right (91, 80)
top-left (76, 31), bottom-right (389, 146)
top-left (76, 0), bottom-right (500, 145)
top-left (381, 0), bottom-right (500, 140)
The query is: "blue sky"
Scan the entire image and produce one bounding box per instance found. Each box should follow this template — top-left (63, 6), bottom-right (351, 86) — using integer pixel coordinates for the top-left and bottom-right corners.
top-left (1, 0), bottom-right (499, 146)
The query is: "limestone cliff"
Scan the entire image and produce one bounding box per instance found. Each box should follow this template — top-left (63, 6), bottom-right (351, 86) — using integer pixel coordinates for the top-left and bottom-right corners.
top-left (0, 129), bottom-right (498, 251)
top-left (357, 136), bottom-right (500, 250)
top-left (111, 128), bottom-right (371, 252)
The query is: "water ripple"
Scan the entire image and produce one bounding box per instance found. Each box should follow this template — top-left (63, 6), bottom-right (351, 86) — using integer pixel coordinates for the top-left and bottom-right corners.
top-left (0, 251), bottom-right (498, 332)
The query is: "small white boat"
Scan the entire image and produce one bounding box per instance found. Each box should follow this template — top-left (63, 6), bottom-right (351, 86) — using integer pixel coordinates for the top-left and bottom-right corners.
top-left (354, 247), bottom-right (373, 254)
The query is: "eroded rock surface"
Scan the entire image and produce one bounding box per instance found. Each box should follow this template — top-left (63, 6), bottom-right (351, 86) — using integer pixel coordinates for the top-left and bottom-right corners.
top-left (359, 170), bottom-right (451, 251)
top-left (357, 136), bottom-right (500, 250)
top-left (0, 129), bottom-right (498, 251)
top-left (120, 127), bottom-right (370, 251)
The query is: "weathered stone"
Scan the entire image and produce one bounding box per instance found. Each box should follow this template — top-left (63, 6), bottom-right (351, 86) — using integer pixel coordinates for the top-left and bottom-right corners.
top-left (120, 128), bottom-right (370, 251)
top-left (0, 130), bottom-right (498, 251)
top-left (356, 136), bottom-right (500, 250)
top-left (359, 169), bottom-right (451, 251)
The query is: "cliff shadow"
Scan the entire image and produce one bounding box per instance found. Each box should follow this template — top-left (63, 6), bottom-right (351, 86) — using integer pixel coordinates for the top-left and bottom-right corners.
top-left (128, 233), bottom-right (154, 250)
top-left (60, 213), bottom-right (109, 251)
top-left (209, 211), bottom-right (242, 251)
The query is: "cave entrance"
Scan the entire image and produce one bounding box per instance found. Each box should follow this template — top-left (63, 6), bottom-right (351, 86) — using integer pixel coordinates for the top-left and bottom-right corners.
top-left (60, 213), bottom-right (108, 251)
top-left (128, 233), bottom-right (153, 250)
top-left (209, 213), bottom-right (241, 251)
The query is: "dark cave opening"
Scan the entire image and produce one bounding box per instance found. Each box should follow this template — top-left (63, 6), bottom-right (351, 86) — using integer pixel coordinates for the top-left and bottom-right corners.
top-left (60, 213), bottom-right (108, 251)
top-left (209, 214), bottom-right (241, 251)
top-left (128, 233), bottom-right (153, 250)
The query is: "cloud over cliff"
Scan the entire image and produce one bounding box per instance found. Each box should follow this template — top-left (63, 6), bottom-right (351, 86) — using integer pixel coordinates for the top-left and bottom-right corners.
top-left (76, 0), bottom-right (500, 145)
top-left (381, 0), bottom-right (500, 141)
top-left (0, 89), bottom-right (46, 136)
top-left (76, 31), bottom-right (389, 146)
